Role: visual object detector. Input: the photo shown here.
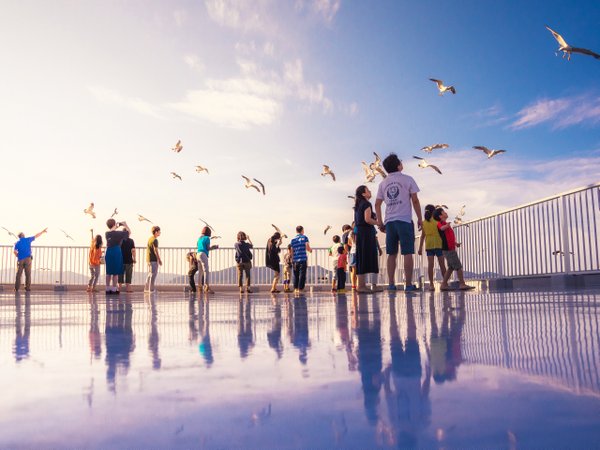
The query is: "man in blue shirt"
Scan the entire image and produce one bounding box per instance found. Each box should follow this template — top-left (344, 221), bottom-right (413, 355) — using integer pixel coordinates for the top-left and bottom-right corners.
top-left (290, 225), bottom-right (312, 293)
top-left (14, 228), bottom-right (48, 292)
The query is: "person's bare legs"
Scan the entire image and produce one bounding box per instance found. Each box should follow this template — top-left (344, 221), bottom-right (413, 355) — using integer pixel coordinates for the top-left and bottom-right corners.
top-left (404, 254), bottom-right (414, 286)
top-left (440, 268), bottom-right (453, 289)
top-left (427, 255), bottom-right (435, 288)
top-left (437, 255), bottom-right (447, 281)
top-left (387, 254), bottom-right (397, 286)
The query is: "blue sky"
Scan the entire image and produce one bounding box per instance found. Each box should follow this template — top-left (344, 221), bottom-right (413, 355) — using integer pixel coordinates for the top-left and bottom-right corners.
top-left (1, 0), bottom-right (599, 247)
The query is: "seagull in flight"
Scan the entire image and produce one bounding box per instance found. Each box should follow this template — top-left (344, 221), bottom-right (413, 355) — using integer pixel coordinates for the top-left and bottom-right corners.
top-left (552, 250), bottom-right (574, 256)
top-left (271, 224), bottom-right (288, 239)
top-left (321, 165), bottom-right (336, 181)
top-left (195, 165), bottom-right (209, 174)
top-left (137, 214), bottom-right (153, 223)
top-left (413, 156), bottom-right (442, 174)
top-left (453, 216), bottom-right (470, 228)
top-left (421, 143), bottom-right (449, 153)
top-left (458, 204), bottom-right (466, 217)
top-left (323, 225), bottom-right (332, 235)
top-left (210, 236), bottom-right (221, 240)
top-left (84, 203), bottom-right (96, 219)
top-left (435, 204), bottom-right (449, 209)
top-left (430, 78), bottom-right (456, 95)
top-left (545, 25), bottom-right (600, 61)
top-left (59, 229), bottom-right (75, 241)
top-left (348, 195), bottom-right (356, 201)
top-left (473, 146), bottom-right (506, 159)
top-left (1, 226), bottom-right (18, 239)
top-left (242, 176), bottom-right (265, 195)
top-left (110, 208), bottom-right (118, 218)
top-left (172, 140), bottom-right (183, 153)
top-left (199, 217), bottom-right (215, 232)
top-left (370, 152), bottom-right (387, 178)
top-left (170, 172), bottom-right (182, 181)
top-left (361, 162), bottom-right (376, 183)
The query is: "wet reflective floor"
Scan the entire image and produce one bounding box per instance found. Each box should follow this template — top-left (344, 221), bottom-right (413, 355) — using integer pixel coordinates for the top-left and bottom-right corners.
top-left (1, 289), bottom-right (600, 449)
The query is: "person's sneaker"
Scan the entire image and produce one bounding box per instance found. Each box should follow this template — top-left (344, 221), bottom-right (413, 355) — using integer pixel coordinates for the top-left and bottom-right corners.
top-left (270, 289), bottom-right (280, 294)
top-left (404, 284), bottom-right (418, 292)
top-left (387, 284), bottom-right (397, 291)
top-left (246, 288), bottom-right (253, 293)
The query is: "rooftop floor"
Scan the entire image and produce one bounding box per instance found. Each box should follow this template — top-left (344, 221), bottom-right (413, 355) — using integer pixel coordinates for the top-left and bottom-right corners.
top-left (1, 288), bottom-right (599, 448)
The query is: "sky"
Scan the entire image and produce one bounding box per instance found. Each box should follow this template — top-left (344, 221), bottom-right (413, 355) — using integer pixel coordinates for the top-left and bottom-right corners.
top-left (1, 0), bottom-right (599, 248)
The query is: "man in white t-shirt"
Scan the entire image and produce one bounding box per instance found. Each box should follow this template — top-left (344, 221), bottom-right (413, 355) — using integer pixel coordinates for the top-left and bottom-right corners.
top-left (375, 153), bottom-right (423, 292)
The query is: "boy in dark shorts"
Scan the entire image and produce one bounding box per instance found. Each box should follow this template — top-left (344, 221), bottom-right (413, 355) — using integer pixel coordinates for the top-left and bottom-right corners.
top-left (433, 208), bottom-right (474, 291)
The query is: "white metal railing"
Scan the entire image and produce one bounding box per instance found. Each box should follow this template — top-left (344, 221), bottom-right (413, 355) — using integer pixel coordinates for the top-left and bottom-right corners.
top-left (0, 245), bottom-right (337, 287)
top-left (2, 183), bottom-right (599, 287)
top-left (380, 182), bottom-right (600, 283)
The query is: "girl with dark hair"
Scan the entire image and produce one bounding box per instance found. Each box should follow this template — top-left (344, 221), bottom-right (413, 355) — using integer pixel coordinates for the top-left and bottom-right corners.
top-left (418, 204), bottom-right (447, 291)
top-left (87, 234), bottom-right (103, 292)
top-left (266, 232), bottom-right (282, 293)
top-left (196, 226), bottom-right (219, 293)
top-left (235, 231), bottom-right (254, 293)
top-left (354, 185), bottom-right (382, 293)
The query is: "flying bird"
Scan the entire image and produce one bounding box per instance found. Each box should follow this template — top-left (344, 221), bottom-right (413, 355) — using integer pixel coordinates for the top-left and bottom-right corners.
top-left (241, 176), bottom-right (265, 195)
top-left (137, 214), bottom-right (153, 223)
top-left (199, 217), bottom-right (215, 232)
top-left (361, 162), bottom-right (376, 183)
top-left (110, 208), bottom-right (118, 218)
top-left (421, 143), bottom-right (449, 153)
top-left (59, 229), bottom-right (75, 241)
top-left (271, 224), bottom-right (288, 239)
top-left (413, 156), bottom-right (442, 174)
top-left (453, 216), bottom-right (470, 228)
top-left (195, 165), bottom-right (209, 174)
top-left (545, 25), bottom-right (600, 61)
top-left (458, 204), bottom-right (466, 217)
top-left (172, 140), bottom-right (183, 152)
top-left (552, 250), bottom-right (574, 256)
top-left (348, 195), bottom-right (356, 201)
top-left (1, 227), bottom-right (18, 239)
top-left (473, 146), bottom-right (506, 159)
top-left (210, 236), bottom-right (221, 240)
top-left (254, 178), bottom-right (266, 195)
top-left (170, 172), bottom-right (182, 181)
top-left (323, 225), bottom-right (332, 235)
top-left (435, 204), bottom-right (449, 209)
top-left (430, 78), bottom-right (456, 95)
top-left (370, 152), bottom-right (387, 178)
top-left (321, 165), bottom-right (336, 181)
top-left (83, 203), bottom-right (96, 219)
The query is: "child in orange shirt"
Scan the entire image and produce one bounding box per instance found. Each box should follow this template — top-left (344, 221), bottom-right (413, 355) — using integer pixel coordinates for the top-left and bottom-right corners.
top-left (87, 234), bottom-right (103, 292)
top-left (336, 246), bottom-right (348, 293)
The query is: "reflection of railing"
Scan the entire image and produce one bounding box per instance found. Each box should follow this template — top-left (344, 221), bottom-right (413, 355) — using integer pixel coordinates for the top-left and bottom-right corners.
top-left (379, 183), bottom-right (600, 283)
top-left (0, 246), bottom-right (337, 286)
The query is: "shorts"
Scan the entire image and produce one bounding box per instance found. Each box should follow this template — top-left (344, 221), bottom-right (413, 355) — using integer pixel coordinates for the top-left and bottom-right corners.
top-left (443, 250), bottom-right (463, 270)
top-left (385, 220), bottom-right (415, 255)
top-left (426, 248), bottom-right (443, 257)
top-left (349, 253), bottom-right (357, 267)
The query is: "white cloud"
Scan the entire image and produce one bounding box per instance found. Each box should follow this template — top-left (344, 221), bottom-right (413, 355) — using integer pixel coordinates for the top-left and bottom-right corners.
top-left (183, 54), bottom-right (205, 73)
top-left (173, 9), bottom-right (188, 27)
top-left (406, 148), bottom-right (600, 220)
top-left (295, 0), bottom-right (341, 24)
top-left (204, 0), bottom-right (271, 31)
top-left (167, 79), bottom-right (282, 129)
top-left (87, 86), bottom-right (163, 118)
top-left (510, 95), bottom-right (600, 130)
top-left (284, 59), bottom-right (333, 112)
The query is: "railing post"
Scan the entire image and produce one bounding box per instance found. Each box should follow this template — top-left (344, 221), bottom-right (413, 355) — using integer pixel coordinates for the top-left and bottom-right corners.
top-left (59, 247), bottom-right (64, 287)
top-left (561, 195), bottom-right (572, 274)
top-left (496, 215), bottom-right (504, 277)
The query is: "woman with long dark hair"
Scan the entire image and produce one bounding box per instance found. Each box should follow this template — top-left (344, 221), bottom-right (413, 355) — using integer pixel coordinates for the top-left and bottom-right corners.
top-left (266, 232), bottom-right (282, 293)
top-left (354, 185), bottom-right (382, 293)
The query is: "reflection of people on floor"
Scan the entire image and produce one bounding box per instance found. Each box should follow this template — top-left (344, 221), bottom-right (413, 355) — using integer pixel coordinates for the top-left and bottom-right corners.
top-left (198, 298), bottom-right (213, 367)
top-left (105, 299), bottom-right (135, 392)
top-left (335, 295), bottom-right (357, 371)
top-left (89, 298), bottom-right (102, 359)
top-left (383, 296), bottom-right (431, 447)
top-left (14, 296), bottom-right (31, 362)
top-left (353, 293), bottom-right (383, 425)
top-left (431, 292), bottom-right (466, 384)
top-left (267, 297), bottom-right (283, 359)
top-left (148, 298), bottom-right (161, 370)
top-left (188, 299), bottom-right (199, 343)
top-left (237, 299), bottom-right (254, 358)
top-left (289, 297), bottom-right (310, 365)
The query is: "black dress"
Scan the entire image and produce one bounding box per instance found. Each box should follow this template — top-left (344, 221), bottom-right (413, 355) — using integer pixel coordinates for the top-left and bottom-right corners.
top-left (265, 240), bottom-right (281, 272)
top-left (354, 200), bottom-right (379, 275)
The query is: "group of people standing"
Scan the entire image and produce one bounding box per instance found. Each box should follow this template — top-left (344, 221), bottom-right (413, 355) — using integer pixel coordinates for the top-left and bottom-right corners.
top-left (12, 153), bottom-right (472, 294)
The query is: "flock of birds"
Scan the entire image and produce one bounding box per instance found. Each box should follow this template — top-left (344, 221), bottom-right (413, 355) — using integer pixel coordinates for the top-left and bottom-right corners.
top-left (2, 26), bottom-right (596, 249)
